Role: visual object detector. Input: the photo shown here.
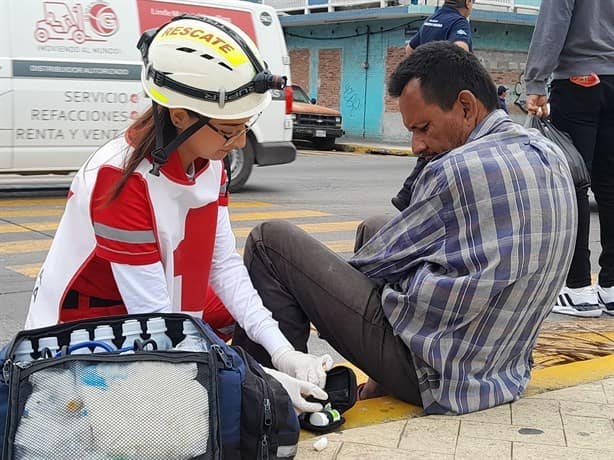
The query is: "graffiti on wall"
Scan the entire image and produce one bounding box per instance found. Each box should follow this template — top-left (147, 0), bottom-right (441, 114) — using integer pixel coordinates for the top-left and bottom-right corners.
top-left (513, 71), bottom-right (528, 113)
top-left (343, 82), bottom-right (361, 113)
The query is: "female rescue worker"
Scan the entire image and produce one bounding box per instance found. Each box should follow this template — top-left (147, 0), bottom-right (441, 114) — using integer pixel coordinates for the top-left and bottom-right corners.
top-left (24, 15), bottom-right (331, 413)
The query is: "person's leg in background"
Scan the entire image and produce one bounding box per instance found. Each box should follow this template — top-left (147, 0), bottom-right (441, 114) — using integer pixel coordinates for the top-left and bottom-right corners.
top-left (592, 76), bottom-right (614, 315)
top-left (549, 78), bottom-right (602, 317)
top-left (232, 219), bottom-right (422, 405)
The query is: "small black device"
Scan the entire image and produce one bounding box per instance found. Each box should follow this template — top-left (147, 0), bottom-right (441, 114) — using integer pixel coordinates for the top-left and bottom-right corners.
top-left (299, 366), bottom-right (357, 433)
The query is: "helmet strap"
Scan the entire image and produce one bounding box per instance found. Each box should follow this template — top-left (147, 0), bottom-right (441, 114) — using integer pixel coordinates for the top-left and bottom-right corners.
top-left (223, 155), bottom-right (232, 197)
top-left (149, 102), bottom-right (210, 176)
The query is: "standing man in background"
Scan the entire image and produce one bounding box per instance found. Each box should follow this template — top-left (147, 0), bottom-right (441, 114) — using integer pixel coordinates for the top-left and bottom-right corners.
top-left (405, 0), bottom-right (473, 56)
top-left (497, 86), bottom-right (509, 114)
top-left (393, 0), bottom-right (475, 211)
top-left (525, 0), bottom-right (614, 317)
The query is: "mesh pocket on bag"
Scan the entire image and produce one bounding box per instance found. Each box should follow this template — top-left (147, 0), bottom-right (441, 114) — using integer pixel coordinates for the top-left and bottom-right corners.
top-left (13, 360), bottom-right (211, 460)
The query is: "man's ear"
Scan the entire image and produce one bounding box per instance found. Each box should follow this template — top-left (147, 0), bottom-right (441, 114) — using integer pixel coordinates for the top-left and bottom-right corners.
top-left (457, 90), bottom-right (478, 122)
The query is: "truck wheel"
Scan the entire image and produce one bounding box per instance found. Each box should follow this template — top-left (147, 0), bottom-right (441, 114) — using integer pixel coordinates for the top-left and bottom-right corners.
top-left (314, 137), bottom-right (336, 150)
top-left (227, 138), bottom-right (254, 192)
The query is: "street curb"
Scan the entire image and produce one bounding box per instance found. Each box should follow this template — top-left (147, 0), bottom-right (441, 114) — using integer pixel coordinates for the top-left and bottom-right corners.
top-left (335, 143), bottom-right (414, 157)
top-left (525, 353), bottom-right (614, 397)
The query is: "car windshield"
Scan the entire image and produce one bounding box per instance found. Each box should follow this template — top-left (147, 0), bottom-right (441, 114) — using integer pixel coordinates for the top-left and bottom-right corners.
top-left (292, 85), bottom-right (311, 104)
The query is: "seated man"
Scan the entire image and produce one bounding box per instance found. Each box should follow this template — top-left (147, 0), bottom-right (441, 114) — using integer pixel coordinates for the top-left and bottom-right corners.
top-left (233, 42), bottom-right (577, 414)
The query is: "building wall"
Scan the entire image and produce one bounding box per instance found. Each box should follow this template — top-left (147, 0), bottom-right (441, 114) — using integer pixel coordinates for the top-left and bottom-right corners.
top-left (289, 48), bottom-right (311, 93)
top-left (285, 17), bottom-right (534, 141)
top-left (317, 48), bottom-right (342, 110)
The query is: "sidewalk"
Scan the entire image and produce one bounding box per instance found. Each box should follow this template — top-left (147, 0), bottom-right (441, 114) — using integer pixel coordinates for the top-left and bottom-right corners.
top-left (334, 138), bottom-right (413, 157)
top-left (296, 355), bottom-right (614, 459)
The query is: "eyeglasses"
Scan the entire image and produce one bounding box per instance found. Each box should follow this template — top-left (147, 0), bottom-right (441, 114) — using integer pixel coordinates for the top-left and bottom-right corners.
top-left (207, 113), bottom-right (261, 147)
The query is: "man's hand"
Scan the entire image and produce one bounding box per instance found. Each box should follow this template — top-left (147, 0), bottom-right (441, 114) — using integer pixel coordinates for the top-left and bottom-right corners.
top-left (271, 346), bottom-right (333, 389)
top-left (453, 40), bottom-right (470, 52)
top-left (526, 94), bottom-right (549, 117)
top-left (264, 367), bottom-right (328, 414)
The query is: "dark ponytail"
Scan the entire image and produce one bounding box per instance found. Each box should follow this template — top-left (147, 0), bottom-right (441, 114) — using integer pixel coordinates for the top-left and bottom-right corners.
top-left (107, 104), bottom-right (175, 202)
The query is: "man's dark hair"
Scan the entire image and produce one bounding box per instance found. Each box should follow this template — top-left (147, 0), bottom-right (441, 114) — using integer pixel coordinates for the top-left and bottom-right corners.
top-left (444, 0), bottom-right (467, 8)
top-left (388, 41), bottom-right (498, 112)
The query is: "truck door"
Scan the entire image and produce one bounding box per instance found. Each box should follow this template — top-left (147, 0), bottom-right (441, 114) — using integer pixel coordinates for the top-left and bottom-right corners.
top-left (0, 3), bottom-right (12, 169)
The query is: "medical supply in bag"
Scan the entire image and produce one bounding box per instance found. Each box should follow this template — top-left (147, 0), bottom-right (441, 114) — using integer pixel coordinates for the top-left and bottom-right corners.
top-left (92, 325), bottom-right (117, 353)
top-left (37, 337), bottom-right (59, 359)
top-left (145, 316), bottom-right (172, 351)
top-left (69, 329), bottom-right (92, 355)
top-left (121, 319), bottom-right (144, 349)
top-left (173, 319), bottom-right (209, 352)
top-left (0, 313), bottom-right (300, 459)
top-left (11, 341), bottom-right (33, 365)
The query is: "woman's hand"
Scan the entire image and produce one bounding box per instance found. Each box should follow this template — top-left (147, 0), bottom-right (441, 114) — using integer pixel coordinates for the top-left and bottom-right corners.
top-left (264, 367), bottom-right (328, 414)
top-left (271, 346), bottom-right (333, 389)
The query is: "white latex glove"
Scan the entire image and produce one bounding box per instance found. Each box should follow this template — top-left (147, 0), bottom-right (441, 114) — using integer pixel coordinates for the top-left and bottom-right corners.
top-left (264, 367), bottom-right (328, 414)
top-left (271, 346), bottom-right (333, 389)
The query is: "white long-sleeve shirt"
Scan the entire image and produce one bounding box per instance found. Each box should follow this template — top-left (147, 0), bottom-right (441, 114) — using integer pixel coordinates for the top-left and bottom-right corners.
top-left (26, 136), bottom-right (291, 356)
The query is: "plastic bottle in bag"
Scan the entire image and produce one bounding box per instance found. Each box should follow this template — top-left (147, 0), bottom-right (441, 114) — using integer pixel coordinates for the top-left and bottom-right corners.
top-left (93, 325), bottom-right (117, 353)
top-left (145, 317), bottom-right (172, 351)
top-left (13, 339), bottom-right (34, 364)
top-left (173, 319), bottom-right (208, 352)
top-left (69, 329), bottom-right (92, 355)
top-left (121, 319), bottom-right (144, 350)
top-left (38, 336), bottom-right (59, 359)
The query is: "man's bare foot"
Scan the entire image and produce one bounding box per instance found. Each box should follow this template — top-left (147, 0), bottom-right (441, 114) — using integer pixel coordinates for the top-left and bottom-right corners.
top-left (357, 378), bottom-right (389, 400)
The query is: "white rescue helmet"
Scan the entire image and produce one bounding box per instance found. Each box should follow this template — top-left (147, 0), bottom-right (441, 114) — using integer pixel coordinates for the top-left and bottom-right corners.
top-left (139, 15), bottom-right (285, 120)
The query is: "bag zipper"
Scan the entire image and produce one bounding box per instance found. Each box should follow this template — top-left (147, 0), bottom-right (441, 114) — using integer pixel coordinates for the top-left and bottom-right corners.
top-left (235, 348), bottom-right (277, 460)
top-left (261, 398), bottom-right (273, 460)
top-left (2, 350), bottom-right (222, 459)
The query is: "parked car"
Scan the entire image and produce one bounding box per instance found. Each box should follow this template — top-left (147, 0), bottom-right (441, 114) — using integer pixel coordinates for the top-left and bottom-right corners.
top-left (290, 85), bottom-right (344, 150)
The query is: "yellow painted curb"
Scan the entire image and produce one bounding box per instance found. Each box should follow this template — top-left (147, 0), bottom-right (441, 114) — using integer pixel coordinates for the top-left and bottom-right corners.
top-left (300, 354), bottom-right (614, 439)
top-left (337, 143), bottom-right (414, 156)
top-left (525, 354), bottom-right (614, 397)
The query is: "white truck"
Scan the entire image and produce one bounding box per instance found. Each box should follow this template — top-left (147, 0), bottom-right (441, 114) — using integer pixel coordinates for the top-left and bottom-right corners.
top-left (0, 0), bottom-right (295, 190)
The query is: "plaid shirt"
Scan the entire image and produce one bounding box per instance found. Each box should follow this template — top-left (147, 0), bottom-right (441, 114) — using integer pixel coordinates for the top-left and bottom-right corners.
top-left (350, 110), bottom-right (577, 414)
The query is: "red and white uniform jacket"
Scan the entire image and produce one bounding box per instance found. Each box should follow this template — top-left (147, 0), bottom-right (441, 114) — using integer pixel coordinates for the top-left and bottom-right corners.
top-left (25, 136), bottom-right (290, 354)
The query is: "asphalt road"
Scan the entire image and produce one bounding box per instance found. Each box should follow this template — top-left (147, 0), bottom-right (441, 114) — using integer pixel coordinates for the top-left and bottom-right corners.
top-left (0, 148), bottom-right (608, 355)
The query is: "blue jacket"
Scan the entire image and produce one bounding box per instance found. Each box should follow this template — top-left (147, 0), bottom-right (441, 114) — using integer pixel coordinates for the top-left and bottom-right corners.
top-left (409, 6), bottom-right (472, 51)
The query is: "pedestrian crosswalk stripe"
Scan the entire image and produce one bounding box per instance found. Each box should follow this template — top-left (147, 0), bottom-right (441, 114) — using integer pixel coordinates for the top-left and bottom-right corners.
top-left (0, 198), bottom-right (68, 207)
top-left (0, 222), bottom-right (58, 234)
top-left (0, 204), bottom-right (305, 220)
top-left (5, 236), bottom-right (358, 279)
top-left (0, 240), bottom-right (51, 255)
top-left (0, 216), bottom-right (351, 237)
top-left (0, 198), bottom-right (275, 209)
top-left (296, 221), bottom-right (360, 234)
top-left (322, 240), bottom-right (356, 253)
top-left (232, 221), bottom-right (362, 238)
top-left (230, 210), bottom-right (330, 221)
top-left (0, 209), bottom-right (64, 218)
top-left (6, 263), bottom-right (41, 278)
top-left (1, 236), bottom-right (357, 257)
